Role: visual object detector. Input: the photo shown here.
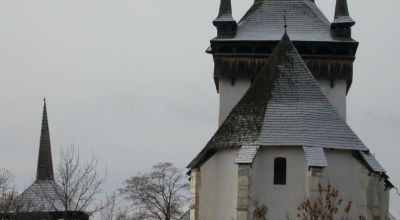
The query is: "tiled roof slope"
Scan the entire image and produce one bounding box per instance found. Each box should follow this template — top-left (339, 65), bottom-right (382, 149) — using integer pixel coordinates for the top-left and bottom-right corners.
top-left (189, 33), bottom-right (367, 168)
top-left (215, 0), bottom-right (352, 42)
top-left (360, 151), bottom-right (386, 173)
top-left (303, 146), bottom-right (328, 168)
top-left (20, 180), bottom-right (65, 212)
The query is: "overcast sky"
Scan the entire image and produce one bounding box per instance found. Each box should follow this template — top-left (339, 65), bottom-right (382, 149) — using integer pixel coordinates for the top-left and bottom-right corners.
top-left (0, 0), bottom-right (399, 216)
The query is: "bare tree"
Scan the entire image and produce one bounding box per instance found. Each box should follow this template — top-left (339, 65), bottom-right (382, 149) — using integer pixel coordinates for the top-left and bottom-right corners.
top-left (99, 193), bottom-right (129, 220)
top-left (120, 162), bottom-right (189, 220)
top-left (35, 146), bottom-right (111, 220)
top-left (296, 183), bottom-right (366, 220)
top-left (0, 168), bottom-right (29, 220)
top-left (57, 147), bottom-right (108, 215)
top-left (0, 168), bottom-right (18, 218)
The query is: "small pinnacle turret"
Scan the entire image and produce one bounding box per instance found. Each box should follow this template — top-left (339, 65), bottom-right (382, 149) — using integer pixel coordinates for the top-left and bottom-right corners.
top-left (213, 0), bottom-right (237, 38)
top-left (283, 16), bottom-right (287, 33)
top-left (332, 0), bottom-right (355, 37)
top-left (36, 99), bottom-right (54, 182)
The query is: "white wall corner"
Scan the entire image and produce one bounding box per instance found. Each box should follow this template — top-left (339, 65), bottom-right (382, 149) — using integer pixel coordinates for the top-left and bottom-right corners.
top-left (190, 168), bottom-right (201, 220)
top-left (237, 164), bottom-right (251, 220)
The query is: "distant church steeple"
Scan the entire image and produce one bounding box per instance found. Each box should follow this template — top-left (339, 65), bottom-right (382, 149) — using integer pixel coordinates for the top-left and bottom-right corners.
top-left (36, 98), bottom-right (54, 182)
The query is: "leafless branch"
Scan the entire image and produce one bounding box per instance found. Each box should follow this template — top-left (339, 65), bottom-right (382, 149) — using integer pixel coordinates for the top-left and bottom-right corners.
top-left (120, 162), bottom-right (189, 220)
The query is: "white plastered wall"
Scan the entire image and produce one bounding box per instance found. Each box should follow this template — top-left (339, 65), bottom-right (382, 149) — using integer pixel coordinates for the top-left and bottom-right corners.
top-left (198, 149), bottom-right (239, 220)
top-left (250, 147), bottom-right (308, 219)
top-left (218, 78), bottom-right (251, 125)
top-left (248, 147), bottom-right (389, 219)
top-left (321, 149), bottom-right (390, 219)
top-left (195, 147), bottom-right (389, 220)
top-left (317, 79), bottom-right (347, 121)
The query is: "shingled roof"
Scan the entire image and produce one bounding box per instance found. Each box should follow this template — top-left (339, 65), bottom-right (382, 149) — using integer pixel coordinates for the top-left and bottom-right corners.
top-left (189, 33), bottom-right (367, 168)
top-left (214, 0), bottom-right (353, 42)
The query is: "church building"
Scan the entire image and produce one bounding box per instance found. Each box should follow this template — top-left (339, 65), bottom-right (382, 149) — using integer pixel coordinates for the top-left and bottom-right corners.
top-left (187, 0), bottom-right (393, 219)
top-left (16, 101), bottom-right (89, 220)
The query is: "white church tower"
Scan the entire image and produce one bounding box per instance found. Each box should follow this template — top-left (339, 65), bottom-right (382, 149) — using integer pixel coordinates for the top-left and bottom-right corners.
top-left (187, 0), bottom-right (393, 219)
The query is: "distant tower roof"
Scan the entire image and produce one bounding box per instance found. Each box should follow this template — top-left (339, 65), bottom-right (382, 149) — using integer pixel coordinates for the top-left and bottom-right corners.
top-left (19, 101), bottom-right (91, 219)
top-left (36, 98), bottom-right (54, 181)
top-left (189, 33), bottom-right (368, 168)
top-left (213, 0), bottom-right (354, 42)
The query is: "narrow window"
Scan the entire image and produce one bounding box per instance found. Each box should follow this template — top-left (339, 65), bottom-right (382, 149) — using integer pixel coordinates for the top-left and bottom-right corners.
top-left (274, 157), bottom-right (286, 185)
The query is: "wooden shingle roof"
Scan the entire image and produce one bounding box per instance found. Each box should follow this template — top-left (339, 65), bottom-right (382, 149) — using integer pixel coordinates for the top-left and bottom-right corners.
top-left (189, 33), bottom-right (368, 168)
top-left (213, 0), bottom-right (354, 42)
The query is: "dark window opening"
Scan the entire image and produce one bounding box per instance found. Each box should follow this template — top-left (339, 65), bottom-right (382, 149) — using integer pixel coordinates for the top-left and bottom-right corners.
top-left (217, 46), bottom-right (233, 53)
top-left (255, 46), bottom-right (271, 54)
top-left (274, 157), bottom-right (286, 185)
top-left (236, 46), bottom-right (253, 53)
top-left (335, 48), bottom-right (350, 56)
top-left (316, 47), bottom-right (333, 55)
top-left (298, 47), bottom-right (313, 55)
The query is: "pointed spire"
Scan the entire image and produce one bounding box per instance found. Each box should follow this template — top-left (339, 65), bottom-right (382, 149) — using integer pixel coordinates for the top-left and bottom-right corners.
top-left (36, 98), bottom-right (54, 181)
top-left (332, 0), bottom-right (355, 29)
top-left (216, 0), bottom-right (233, 21)
top-left (213, 0), bottom-right (237, 38)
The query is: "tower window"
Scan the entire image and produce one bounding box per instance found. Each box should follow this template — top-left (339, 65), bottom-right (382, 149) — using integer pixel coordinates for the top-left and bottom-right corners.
top-left (316, 47), bottom-right (333, 55)
top-left (217, 46), bottom-right (233, 53)
top-left (298, 47), bottom-right (313, 55)
top-left (335, 48), bottom-right (350, 56)
top-left (274, 157), bottom-right (286, 185)
top-left (236, 46), bottom-right (253, 53)
top-left (255, 46), bottom-right (271, 54)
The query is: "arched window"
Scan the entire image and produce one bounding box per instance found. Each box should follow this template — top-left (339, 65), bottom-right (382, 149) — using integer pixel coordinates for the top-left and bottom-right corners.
top-left (274, 157), bottom-right (286, 185)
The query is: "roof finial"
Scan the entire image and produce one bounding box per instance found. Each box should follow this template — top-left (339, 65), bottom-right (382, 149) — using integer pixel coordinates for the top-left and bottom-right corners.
top-left (213, 0), bottom-right (237, 38)
top-left (332, 0), bottom-right (355, 28)
top-left (283, 16), bottom-right (287, 33)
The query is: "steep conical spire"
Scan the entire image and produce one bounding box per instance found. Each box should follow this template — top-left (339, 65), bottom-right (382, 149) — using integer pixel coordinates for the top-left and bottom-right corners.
top-left (332, 0), bottom-right (355, 28)
top-left (213, 0), bottom-right (237, 38)
top-left (36, 98), bottom-right (54, 181)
